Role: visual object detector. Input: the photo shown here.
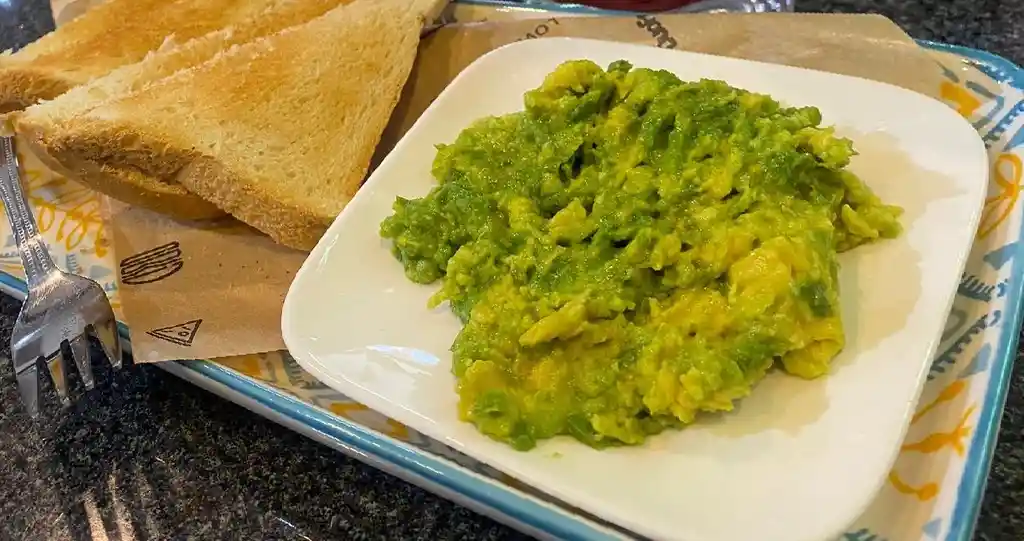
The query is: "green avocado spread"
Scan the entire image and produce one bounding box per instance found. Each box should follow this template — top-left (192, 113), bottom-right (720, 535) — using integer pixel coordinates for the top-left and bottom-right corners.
top-left (380, 60), bottom-right (902, 451)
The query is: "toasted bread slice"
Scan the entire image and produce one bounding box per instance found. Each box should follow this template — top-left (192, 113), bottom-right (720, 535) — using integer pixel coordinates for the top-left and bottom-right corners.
top-left (21, 0), bottom-right (432, 249)
top-left (15, 0), bottom-right (355, 220)
top-left (0, 0), bottom-right (346, 114)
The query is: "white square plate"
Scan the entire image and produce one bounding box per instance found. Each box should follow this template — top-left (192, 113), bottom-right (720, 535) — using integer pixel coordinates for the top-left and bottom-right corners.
top-left (283, 38), bottom-right (988, 541)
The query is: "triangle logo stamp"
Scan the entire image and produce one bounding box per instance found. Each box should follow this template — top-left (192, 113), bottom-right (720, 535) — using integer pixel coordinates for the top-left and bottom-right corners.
top-left (147, 319), bottom-right (203, 347)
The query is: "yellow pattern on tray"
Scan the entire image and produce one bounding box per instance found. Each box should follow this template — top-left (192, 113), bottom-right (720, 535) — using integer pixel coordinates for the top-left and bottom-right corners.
top-left (888, 470), bottom-right (940, 502)
top-left (0, 47), bottom-right (1021, 541)
top-left (886, 378), bottom-right (977, 502)
top-left (941, 80), bottom-right (985, 117)
top-left (979, 152), bottom-right (1022, 238)
top-left (901, 405), bottom-right (977, 456)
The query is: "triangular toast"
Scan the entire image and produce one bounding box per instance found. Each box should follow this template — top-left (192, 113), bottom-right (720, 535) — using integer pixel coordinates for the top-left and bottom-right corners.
top-left (20, 0), bottom-right (430, 249)
top-left (15, 0), bottom-right (356, 220)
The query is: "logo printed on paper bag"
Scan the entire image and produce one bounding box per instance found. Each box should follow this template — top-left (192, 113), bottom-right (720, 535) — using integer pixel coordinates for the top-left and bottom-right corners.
top-left (119, 241), bottom-right (183, 285)
top-left (516, 17), bottom-right (560, 41)
top-left (636, 14), bottom-right (678, 49)
top-left (147, 319), bottom-right (202, 347)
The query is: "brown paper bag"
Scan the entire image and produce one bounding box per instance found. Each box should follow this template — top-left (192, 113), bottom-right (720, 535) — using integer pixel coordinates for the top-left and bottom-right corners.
top-left (109, 201), bottom-right (307, 361)
top-left (38, 3), bottom-right (951, 362)
top-left (379, 13), bottom-right (944, 159)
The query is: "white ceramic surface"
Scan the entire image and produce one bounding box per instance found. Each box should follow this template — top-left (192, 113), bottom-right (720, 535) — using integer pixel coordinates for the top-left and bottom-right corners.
top-left (283, 38), bottom-right (989, 541)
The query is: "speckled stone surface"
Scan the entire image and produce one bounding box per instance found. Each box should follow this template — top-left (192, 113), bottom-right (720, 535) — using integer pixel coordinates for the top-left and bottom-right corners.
top-left (1, 1), bottom-right (1023, 540)
top-left (0, 297), bottom-right (527, 541)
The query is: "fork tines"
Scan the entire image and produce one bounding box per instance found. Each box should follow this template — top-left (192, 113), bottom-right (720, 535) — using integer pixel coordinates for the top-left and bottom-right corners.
top-left (1, 136), bottom-right (122, 415)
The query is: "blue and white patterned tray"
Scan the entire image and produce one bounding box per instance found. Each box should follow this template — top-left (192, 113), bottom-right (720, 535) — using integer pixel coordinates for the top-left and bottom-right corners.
top-left (3, 3), bottom-right (1024, 540)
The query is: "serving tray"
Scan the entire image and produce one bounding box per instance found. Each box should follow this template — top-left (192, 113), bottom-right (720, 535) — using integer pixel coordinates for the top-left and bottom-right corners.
top-left (0, 16), bottom-right (1021, 541)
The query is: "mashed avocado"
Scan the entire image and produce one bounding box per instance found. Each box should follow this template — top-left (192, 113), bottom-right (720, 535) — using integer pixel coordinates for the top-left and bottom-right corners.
top-left (380, 60), bottom-right (902, 451)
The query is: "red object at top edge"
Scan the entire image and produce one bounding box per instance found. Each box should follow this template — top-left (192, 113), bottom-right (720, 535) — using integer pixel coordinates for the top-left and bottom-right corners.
top-left (557, 0), bottom-right (704, 12)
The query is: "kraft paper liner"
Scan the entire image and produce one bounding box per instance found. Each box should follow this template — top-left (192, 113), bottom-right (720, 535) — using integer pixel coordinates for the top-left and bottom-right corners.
top-left (5, 1), bottom-right (1019, 539)
top-left (376, 13), bottom-right (944, 164)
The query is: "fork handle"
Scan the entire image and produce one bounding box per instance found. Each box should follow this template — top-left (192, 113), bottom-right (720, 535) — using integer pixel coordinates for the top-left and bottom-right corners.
top-left (0, 139), bottom-right (58, 289)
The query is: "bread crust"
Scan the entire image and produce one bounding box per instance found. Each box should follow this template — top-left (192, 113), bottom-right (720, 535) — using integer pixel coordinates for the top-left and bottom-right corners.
top-left (0, 66), bottom-right (73, 115)
top-left (17, 118), bottom-right (226, 220)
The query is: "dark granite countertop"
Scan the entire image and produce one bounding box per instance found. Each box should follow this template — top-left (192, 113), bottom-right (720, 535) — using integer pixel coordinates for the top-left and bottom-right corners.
top-left (1, 1), bottom-right (1022, 540)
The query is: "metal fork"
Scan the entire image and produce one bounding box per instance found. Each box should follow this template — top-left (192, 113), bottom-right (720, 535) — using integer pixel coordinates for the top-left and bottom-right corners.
top-left (0, 136), bottom-right (121, 416)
